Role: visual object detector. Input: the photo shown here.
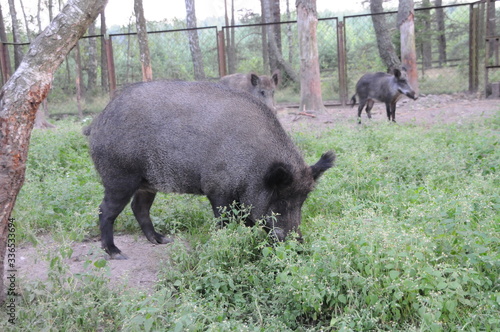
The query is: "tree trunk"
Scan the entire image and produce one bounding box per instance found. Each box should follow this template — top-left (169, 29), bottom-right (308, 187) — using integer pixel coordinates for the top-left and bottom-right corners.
top-left (398, 0), bottom-right (419, 95)
top-left (421, 0), bottom-right (432, 69)
top-left (224, 0), bottom-right (236, 74)
top-left (434, 0), bottom-right (447, 67)
top-left (0, 4), bottom-right (13, 84)
top-left (296, 0), bottom-right (324, 113)
top-left (0, 0), bottom-right (108, 305)
top-left (487, 0), bottom-right (496, 57)
top-left (261, 0), bottom-right (270, 72)
top-left (86, 22), bottom-right (98, 92)
top-left (185, 0), bottom-right (205, 80)
top-left (7, 0), bottom-right (24, 69)
top-left (19, 0), bottom-right (32, 42)
top-left (134, 0), bottom-right (153, 82)
top-left (100, 10), bottom-right (109, 92)
top-left (370, 0), bottom-right (401, 72)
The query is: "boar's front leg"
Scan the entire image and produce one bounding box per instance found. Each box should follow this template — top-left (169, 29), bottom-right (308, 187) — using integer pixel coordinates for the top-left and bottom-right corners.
top-left (131, 190), bottom-right (173, 245)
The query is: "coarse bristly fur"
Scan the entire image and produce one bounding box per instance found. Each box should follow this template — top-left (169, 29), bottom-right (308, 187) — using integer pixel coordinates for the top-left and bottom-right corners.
top-left (85, 80), bottom-right (334, 259)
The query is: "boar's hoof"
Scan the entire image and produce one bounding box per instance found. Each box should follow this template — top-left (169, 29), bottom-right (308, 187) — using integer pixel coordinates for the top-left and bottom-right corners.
top-left (145, 232), bottom-right (174, 245)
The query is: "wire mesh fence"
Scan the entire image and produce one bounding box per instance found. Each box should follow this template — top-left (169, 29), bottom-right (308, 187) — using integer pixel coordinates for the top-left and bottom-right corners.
top-left (0, 1), bottom-right (497, 119)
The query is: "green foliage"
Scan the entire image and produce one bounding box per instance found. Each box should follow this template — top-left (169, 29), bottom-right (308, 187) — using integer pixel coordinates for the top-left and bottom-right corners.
top-left (4, 114), bottom-right (500, 331)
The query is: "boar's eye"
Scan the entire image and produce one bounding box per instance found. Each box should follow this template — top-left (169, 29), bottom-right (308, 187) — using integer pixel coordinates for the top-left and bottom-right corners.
top-left (260, 90), bottom-right (266, 97)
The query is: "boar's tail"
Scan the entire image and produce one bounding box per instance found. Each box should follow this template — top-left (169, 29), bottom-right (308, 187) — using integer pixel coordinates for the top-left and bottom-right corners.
top-left (350, 95), bottom-right (356, 108)
top-left (82, 125), bottom-right (92, 136)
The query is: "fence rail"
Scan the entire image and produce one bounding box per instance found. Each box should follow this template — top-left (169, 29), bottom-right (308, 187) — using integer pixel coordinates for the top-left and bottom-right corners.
top-left (0, 1), bottom-right (498, 117)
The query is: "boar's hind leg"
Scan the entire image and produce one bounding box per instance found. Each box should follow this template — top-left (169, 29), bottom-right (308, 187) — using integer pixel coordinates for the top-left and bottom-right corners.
top-left (100, 184), bottom-right (139, 260)
top-left (365, 99), bottom-right (375, 119)
top-left (131, 190), bottom-right (173, 245)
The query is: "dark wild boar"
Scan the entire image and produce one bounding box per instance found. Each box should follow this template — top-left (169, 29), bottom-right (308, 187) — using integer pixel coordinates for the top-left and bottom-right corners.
top-left (84, 81), bottom-right (334, 259)
top-left (220, 70), bottom-right (280, 112)
top-left (351, 68), bottom-right (417, 123)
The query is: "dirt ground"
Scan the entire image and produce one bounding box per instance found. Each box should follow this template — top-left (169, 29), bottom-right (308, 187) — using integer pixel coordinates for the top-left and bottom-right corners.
top-left (6, 94), bottom-right (500, 294)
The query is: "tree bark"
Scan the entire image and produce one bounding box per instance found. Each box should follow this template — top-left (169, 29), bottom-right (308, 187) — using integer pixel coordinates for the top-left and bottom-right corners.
top-left (7, 0), bottom-right (24, 69)
top-left (370, 0), bottom-right (401, 72)
top-left (296, 0), bottom-right (324, 113)
top-left (434, 0), bottom-right (447, 67)
top-left (185, 0), bottom-right (205, 80)
top-left (0, 0), bottom-right (108, 305)
top-left (398, 0), bottom-right (419, 95)
top-left (134, 0), bottom-right (153, 81)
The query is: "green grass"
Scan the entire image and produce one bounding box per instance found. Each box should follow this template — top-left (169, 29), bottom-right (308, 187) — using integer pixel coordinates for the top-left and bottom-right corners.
top-left (3, 113), bottom-right (500, 331)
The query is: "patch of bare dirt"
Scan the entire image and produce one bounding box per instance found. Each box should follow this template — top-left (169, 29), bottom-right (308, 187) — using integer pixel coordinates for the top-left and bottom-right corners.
top-left (5, 94), bottom-right (499, 294)
top-left (10, 234), bottom-right (173, 294)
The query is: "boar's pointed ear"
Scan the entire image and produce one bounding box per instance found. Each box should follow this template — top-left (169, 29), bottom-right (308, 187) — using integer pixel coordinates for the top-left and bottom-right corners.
top-left (393, 68), bottom-right (402, 78)
top-left (250, 73), bottom-right (260, 87)
top-left (311, 151), bottom-right (336, 181)
top-left (264, 162), bottom-right (294, 190)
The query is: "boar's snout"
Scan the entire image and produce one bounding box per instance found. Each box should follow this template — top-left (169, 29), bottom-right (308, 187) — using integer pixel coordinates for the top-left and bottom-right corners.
top-left (269, 227), bottom-right (303, 243)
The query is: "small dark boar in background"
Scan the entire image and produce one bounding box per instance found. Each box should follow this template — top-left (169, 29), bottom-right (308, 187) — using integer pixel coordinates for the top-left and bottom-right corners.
top-left (84, 81), bottom-right (334, 259)
top-left (220, 70), bottom-right (280, 112)
top-left (351, 68), bottom-right (417, 123)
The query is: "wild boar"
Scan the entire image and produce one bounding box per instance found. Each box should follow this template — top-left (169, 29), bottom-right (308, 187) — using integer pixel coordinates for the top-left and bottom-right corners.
top-left (219, 70), bottom-right (280, 112)
top-left (351, 68), bottom-right (417, 123)
top-left (84, 80), bottom-right (334, 259)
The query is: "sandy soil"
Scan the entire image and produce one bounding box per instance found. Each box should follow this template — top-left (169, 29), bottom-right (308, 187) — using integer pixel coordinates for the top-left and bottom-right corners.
top-left (5, 94), bottom-right (499, 294)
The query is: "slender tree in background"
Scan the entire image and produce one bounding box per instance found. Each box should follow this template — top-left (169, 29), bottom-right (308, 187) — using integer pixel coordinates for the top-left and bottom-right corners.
top-left (87, 22), bottom-right (98, 92)
top-left (7, 0), bottom-right (24, 68)
top-left (370, 0), bottom-right (401, 72)
top-left (420, 0), bottom-right (432, 69)
top-left (224, 0), bottom-right (236, 73)
top-left (134, 0), bottom-right (153, 81)
top-left (0, 0), bottom-right (108, 304)
top-left (296, 0), bottom-right (324, 113)
top-left (398, 0), bottom-right (419, 95)
top-left (486, 0), bottom-right (496, 57)
top-left (185, 0), bottom-right (205, 80)
top-left (100, 10), bottom-right (109, 92)
top-left (263, 0), bottom-right (298, 82)
top-left (435, 0), bottom-right (447, 67)
top-left (0, 4), bottom-right (12, 85)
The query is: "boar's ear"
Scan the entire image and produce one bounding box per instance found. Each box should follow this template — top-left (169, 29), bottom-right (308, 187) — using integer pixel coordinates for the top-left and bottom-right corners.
top-left (311, 151), bottom-right (336, 181)
top-left (264, 162), bottom-right (294, 190)
top-left (250, 73), bottom-right (260, 87)
top-left (393, 68), bottom-right (402, 79)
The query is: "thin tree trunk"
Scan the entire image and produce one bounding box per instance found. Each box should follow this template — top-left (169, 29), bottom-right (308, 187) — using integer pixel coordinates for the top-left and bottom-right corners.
top-left (87, 22), bottom-right (98, 92)
top-left (398, 0), bottom-right (419, 95)
top-left (185, 0), bottom-right (205, 80)
top-left (0, 4), bottom-right (12, 84)
top-left (261, 0), bottom-right (270, 72)
top-left (296, 0), bottom-right (324, 113)
top-left (421, 0), bottom-right (432, 69)
top-left (100, 10), bottom-right (109, 92)
top-left (19, 0), bottom-right (32, 42)
top-left (435, 0), bottom-right (447, 66)
top-left (7, 0), bottom-right (24, 68)
top-left (370, 0), bottom-right (401, 72)
top-left (134, 0), bottom-right (152, 81)
top-left (0, 0), bottom-right (108, 305)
